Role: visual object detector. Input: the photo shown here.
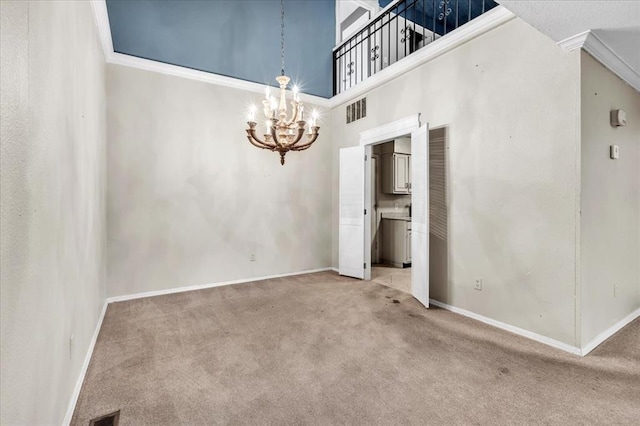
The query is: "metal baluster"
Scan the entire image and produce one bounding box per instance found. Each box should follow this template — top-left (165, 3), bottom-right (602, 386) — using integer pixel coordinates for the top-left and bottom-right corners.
top-left (386, 13), bottom-right (390, 69)
top-left (455, 0), bottom-right (458, 29)
top-left (361, 32), bottom-right (364, 83)
top-left (468, 0), bottom-right (471, 24)
top-left (333, 50), bottom-right (340, 95)
top-left (443, 0), bottom-right (447, 37)
top-left (404, 3), bottom-right (407, 59)
top-left (348, 40), bottom-right (352, 88)
top-left (482, 0), bottom-right (485, 14)
top-left (433, 0), bottom-right (436, 38)
top-left (413, 0), bottom-right (417, 52)
top-left (422, 0), bottom-right (426, 46)
top-left (395, 10), bottom-right (398, 65)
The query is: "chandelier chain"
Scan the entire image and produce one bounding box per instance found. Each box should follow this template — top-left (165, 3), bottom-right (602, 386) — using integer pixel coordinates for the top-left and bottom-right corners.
top-left (280, 0), bottom-right (285, 76)
top-left (244, 0), bottom-right (320, 165)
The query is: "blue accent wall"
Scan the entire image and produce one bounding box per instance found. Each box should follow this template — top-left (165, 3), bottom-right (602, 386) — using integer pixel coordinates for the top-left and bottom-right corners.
top-left (106, 0), bottom-right (335, 98)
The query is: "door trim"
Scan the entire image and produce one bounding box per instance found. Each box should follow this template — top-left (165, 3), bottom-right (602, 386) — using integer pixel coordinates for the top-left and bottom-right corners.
top-left (360, 114), bottom-right (421, 147)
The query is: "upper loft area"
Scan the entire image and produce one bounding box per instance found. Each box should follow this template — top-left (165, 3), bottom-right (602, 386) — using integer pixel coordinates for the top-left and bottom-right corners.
top-left (104, 0), bottom-right (499, 100)
top-left (100, 1), bottom-right (638, 102)
top-left (334, 0), bottom-right (498, 95)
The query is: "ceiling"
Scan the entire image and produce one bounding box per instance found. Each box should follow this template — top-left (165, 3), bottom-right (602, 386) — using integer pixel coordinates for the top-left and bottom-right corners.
top-left (498, 0), bottom-right (640, 76)
top-left (106, 0), bottom-right (336, 98)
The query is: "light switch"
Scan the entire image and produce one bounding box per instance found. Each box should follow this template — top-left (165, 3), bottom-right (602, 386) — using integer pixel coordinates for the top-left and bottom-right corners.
top-left (610, 145), bottom-right (619, 159)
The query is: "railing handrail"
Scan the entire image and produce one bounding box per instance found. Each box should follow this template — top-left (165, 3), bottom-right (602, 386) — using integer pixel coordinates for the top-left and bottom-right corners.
top-left (333, 0), bottom-right (406, 53)
top-left (333, 0), bottom-right (497, 95)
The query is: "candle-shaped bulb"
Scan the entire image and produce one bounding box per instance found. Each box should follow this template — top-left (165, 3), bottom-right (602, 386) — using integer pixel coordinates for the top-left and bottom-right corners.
top-left (265, 86), bottom-right (270, 100)
top-left (293, 85), bottom-right (299, 102)
top-left (248, 105), bottom-right (256, 122)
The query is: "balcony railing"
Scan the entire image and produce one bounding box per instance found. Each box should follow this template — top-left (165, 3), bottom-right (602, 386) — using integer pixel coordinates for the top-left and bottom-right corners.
top-left (333, 0), bottom-right (498, 95)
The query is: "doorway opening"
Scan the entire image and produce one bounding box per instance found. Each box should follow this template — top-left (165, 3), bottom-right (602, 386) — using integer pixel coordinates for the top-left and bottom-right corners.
top-left (338, 114), bottom-right (430, 307)
top-left (370, 138), bottom-right (413, 295)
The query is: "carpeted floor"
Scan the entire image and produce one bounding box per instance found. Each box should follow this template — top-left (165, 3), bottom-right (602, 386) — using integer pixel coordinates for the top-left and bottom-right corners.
top-left (72, 271), bottom-right (640, 425)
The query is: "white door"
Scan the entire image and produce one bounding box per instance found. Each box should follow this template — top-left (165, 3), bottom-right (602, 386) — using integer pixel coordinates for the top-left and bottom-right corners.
top-left (339, 146), bottom-right (366, 279)
top-left (411, 124), bottom-right (429, 307)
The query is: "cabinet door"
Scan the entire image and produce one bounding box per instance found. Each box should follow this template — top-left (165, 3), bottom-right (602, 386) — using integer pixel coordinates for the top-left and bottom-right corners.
top-left (407, 155), bottom-right (412, 194)
top-left (393, 154), bottom-right (410, 194)
top-left (380, 154), bottom-right (393, 194)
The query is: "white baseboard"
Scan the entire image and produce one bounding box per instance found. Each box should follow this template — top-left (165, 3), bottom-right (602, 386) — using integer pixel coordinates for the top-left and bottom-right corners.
top-left (428, 299), bottom-right (583, 356)
top-left (106, 268), bottom-right (333, 303)
top-left (580, 307), bottom-right (640, 356)
top-left (63, 268), bottom-right (333, 422)
top-left (63, 300), bottom-right (108, 426)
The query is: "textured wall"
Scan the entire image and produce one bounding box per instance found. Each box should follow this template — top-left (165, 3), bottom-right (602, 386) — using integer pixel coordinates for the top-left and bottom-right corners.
top-left (0, 1), bottom-right (107, 424)
top-left (330, 18), bottom-right (581, 345)
top-left (106, 0), bottom-right (335, 98)
top-left (106, 65), bottom-right (332, 297)
top-left (580, 51), bottom-right (640, 346)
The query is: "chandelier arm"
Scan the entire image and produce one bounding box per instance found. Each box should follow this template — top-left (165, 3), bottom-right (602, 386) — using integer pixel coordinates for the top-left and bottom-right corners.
top-left (288, 126), bottom-right (306, 147)
top-left (246, 128), bottom-right (276, 150)
top-left (270, 120), bottom-right (284, 147)
top-left (284, 102), bottom-right (299, 126)
top-left (291, 130), bottom-right (319, 151)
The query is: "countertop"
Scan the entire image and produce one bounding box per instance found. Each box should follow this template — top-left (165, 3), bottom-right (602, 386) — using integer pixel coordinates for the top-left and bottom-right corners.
top-left (381, 213), bottom-right (411, 221)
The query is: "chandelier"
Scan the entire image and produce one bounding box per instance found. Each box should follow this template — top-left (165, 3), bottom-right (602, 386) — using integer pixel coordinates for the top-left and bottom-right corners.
top-left (245, 0), bottom-right (320, 165)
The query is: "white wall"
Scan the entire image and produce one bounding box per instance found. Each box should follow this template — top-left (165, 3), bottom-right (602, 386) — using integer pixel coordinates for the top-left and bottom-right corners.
top-left (580, 51), bottom-right (640, 347)
top-left (331, 18), bottom-right (582, 345)
top-left (0, 1), bottom-right (107, 424)
top-left (106, 65), bottom-right (333, 297)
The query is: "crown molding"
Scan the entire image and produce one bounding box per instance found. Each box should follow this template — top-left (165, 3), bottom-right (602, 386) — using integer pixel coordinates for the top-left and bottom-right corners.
top-left (89, 0), bottom-right (332, 108)
top-left (89, 0), bottom-right (113, 62)
top-left (558, 30), bottom-right (640, 92)
top-left (108, 52), bottom-right (334, 108)
top-left (90, 1), bottom-right (515, 109)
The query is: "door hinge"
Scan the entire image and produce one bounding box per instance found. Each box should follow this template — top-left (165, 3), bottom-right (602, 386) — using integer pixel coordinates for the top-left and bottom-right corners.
top-left (364, 263), bottom-right (367, 269)
top-left (365, 154), bottom-right (368, 161)
top-left (364, 209), bottom-right (367, 215)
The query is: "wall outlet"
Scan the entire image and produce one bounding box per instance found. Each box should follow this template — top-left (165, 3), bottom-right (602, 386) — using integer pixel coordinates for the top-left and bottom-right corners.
top-left (250, 254), bottom-right (256, 262)
top-left (474, 279), bottom-right (483, 291)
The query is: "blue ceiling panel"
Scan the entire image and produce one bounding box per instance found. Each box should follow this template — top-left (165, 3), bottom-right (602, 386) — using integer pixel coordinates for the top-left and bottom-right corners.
top-left (106, 0), bottom-right (335, 98)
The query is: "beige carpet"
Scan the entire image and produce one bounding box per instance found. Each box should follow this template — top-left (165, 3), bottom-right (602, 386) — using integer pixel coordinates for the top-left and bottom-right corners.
top-left (72, 271), bottom-right (640, 425)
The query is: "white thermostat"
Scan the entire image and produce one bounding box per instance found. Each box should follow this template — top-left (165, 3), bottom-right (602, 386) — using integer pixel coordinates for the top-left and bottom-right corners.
top-left (610, 109), bottom-right (627, 127)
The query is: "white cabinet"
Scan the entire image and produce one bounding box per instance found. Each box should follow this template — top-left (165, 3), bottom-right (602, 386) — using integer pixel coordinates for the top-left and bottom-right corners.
top-left (381, 218), bottom-right (412, 268)
top-left (381, 153), bottom-right (411, 194)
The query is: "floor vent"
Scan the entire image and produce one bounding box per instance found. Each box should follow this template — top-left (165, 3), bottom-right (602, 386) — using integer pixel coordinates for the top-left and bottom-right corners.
top-left (346, 97), bottom-right (366, 124)
top-left (89, 410), bottom-right (120, 426)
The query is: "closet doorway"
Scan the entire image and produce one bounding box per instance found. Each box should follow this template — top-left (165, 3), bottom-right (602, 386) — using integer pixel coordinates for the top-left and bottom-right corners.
top-left (338, 115), bottom-right (429, 308)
